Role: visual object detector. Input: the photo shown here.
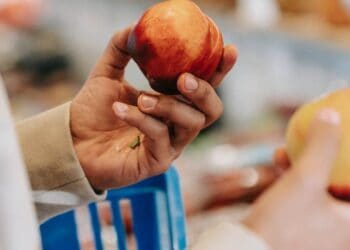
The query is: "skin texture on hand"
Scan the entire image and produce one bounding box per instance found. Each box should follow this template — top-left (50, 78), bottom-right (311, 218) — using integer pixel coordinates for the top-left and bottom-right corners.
top-left (243, 109), bottom-right (350, 250)
top-left (70, 26), bottom-right (237, 191)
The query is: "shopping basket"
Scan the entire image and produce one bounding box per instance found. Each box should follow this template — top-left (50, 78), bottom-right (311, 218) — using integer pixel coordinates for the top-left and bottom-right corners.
top-left (40, 167), bottom-right (187, 250)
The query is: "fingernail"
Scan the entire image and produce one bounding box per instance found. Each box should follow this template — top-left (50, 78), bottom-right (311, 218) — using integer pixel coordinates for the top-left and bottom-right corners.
top-left (318, 109), bottom-right (340, 125)
top-left (184, 74), bottom-right (198, 92)
top-left (141, 95), bottom-right (158, 109)
top-left (113, 102), bottom-right (128, 119)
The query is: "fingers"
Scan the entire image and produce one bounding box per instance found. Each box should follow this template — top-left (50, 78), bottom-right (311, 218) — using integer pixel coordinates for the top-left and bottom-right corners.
top-left (137, 93), bottom-right (206, 148)
top-left (177, 73), bottom-right (224, 127)
top-left (294, 109), bottom-right (341, 190)
top-left (211, 45), bottom-right (238, 88)
top-left (134, 73), bottom-right (224, 149)
top-left (204, 167), bottom-right (278, 206)
top-left (112, 102), bottom-right (173, 161)
top-left (90, 26), bottom-right (132, 80)
top-left (138, 94), bottom-right (206, 129)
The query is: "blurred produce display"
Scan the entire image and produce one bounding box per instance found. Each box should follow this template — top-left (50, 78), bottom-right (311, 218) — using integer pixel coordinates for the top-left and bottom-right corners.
top-left (278, 0), bottom-right (350, 26)
top-left (0, 27), bottom-right (78, 119)
top-left (317, 0), bottom-right (350, 25)
top-left (0, 0), bottom-right (42, 28)
top-left (277, 0), bottom-right (317, 14)
top-left (1, 0), bottom-right (350, 249)
top-left (195, 0), bottom-right (236, 11)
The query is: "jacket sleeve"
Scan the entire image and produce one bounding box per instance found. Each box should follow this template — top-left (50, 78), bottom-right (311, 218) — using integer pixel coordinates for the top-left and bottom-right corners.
top-left (16, 102), bottom-right (106, 223)
top-left (190, 222), bottom-right (271, 250)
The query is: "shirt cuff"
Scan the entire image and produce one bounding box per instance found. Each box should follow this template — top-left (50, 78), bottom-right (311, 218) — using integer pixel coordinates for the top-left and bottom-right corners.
top-left (190, 222), bottom-right (271, 250)
top-left (16, 102), bottom-right (106, 222)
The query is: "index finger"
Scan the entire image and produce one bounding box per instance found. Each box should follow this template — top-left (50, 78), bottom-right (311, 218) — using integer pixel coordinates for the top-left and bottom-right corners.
top-left (89, 26), bottom-right (132, 80)
top-left (177, 73), bottom-right (223, 126)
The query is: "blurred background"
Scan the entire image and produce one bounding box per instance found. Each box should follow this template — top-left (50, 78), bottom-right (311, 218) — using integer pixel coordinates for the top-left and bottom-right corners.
top-left (2, 0), bottom-right (350, 249)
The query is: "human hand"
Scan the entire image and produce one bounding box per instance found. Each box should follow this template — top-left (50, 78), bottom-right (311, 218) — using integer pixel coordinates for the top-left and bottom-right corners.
top-left (70, 26), bottom-right (237, 190)
top-left (243, 109), bottom-right (350, 250)
top-left (200, 166), bottom-right (279, 209)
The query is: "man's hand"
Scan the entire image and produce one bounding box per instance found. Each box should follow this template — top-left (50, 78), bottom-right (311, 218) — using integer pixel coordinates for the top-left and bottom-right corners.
top-left (70, 26), bottom-right (237, 190)
top-left (243, 109), bottom-right (350, 250)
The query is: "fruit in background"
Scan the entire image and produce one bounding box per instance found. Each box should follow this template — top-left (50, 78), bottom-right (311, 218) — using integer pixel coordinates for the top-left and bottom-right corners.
top-left (277, 0), bottom-right (316, 13)
top-left (316, 0), bottom-right (350, 26)
top-left (127, 0), bottom-right (224, 94)
top-left (286, 88), bottom-right (350, 200)
top-left (0, 0), bottom-right (42, 29)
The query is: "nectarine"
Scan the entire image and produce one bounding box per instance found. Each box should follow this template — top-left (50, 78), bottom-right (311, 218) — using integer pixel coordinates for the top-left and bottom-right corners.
top-left (127, 0), bottom-right (224, 94)
top-left (286, 88), bottom-right (350, 200)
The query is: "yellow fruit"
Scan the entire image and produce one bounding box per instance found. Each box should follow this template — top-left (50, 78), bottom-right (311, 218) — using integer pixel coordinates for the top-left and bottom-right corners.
top-left (286, 88), bottom-right (350, 200)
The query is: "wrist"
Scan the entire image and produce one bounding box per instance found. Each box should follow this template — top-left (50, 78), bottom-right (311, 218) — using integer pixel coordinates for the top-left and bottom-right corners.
top-left (69, 102), bottom-right (100, 191)
top-left (69, 100), bottom-right (82, 146)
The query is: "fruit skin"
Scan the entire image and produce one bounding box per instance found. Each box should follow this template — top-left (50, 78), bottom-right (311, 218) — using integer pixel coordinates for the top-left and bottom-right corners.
top-left (127, 0), bottom-right (224, 95)
top-left (286, 88), bottom-right (350, 200)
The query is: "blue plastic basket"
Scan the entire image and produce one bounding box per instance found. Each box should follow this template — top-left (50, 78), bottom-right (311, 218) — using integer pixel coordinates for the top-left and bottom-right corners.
top-left (40, 167), bottom-right (187, 250)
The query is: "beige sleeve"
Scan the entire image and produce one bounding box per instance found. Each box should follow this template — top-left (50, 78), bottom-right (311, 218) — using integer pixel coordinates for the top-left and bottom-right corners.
top-left (190, 223), bottom-right (271, 250)
top-left (16, 102), bottom-right (106, 223)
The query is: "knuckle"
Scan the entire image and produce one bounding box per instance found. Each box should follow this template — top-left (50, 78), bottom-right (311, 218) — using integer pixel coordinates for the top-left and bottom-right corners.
top-left (197, 83), bottom-right (211, 102)
top-left (109, 32), bottom-right (120, 47)
top-left (160, 96), bottom-right (175, 116)
top-left (155, 124), bottom-right (168, 136)
top-left (194, 114), bottom-right (206, 130)
top-left (139, 112), bottom-right (148, 124)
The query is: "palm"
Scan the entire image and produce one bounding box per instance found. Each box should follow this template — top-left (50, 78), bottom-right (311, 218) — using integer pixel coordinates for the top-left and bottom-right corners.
top-left (71, 76), bottom-right (158, 189)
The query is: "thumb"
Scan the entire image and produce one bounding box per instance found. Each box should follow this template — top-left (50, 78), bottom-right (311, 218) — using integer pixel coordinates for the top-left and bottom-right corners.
top-left (89, 26), bottom-right (132, 80)
top-left (294, 108), bottom-right (341, 190)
